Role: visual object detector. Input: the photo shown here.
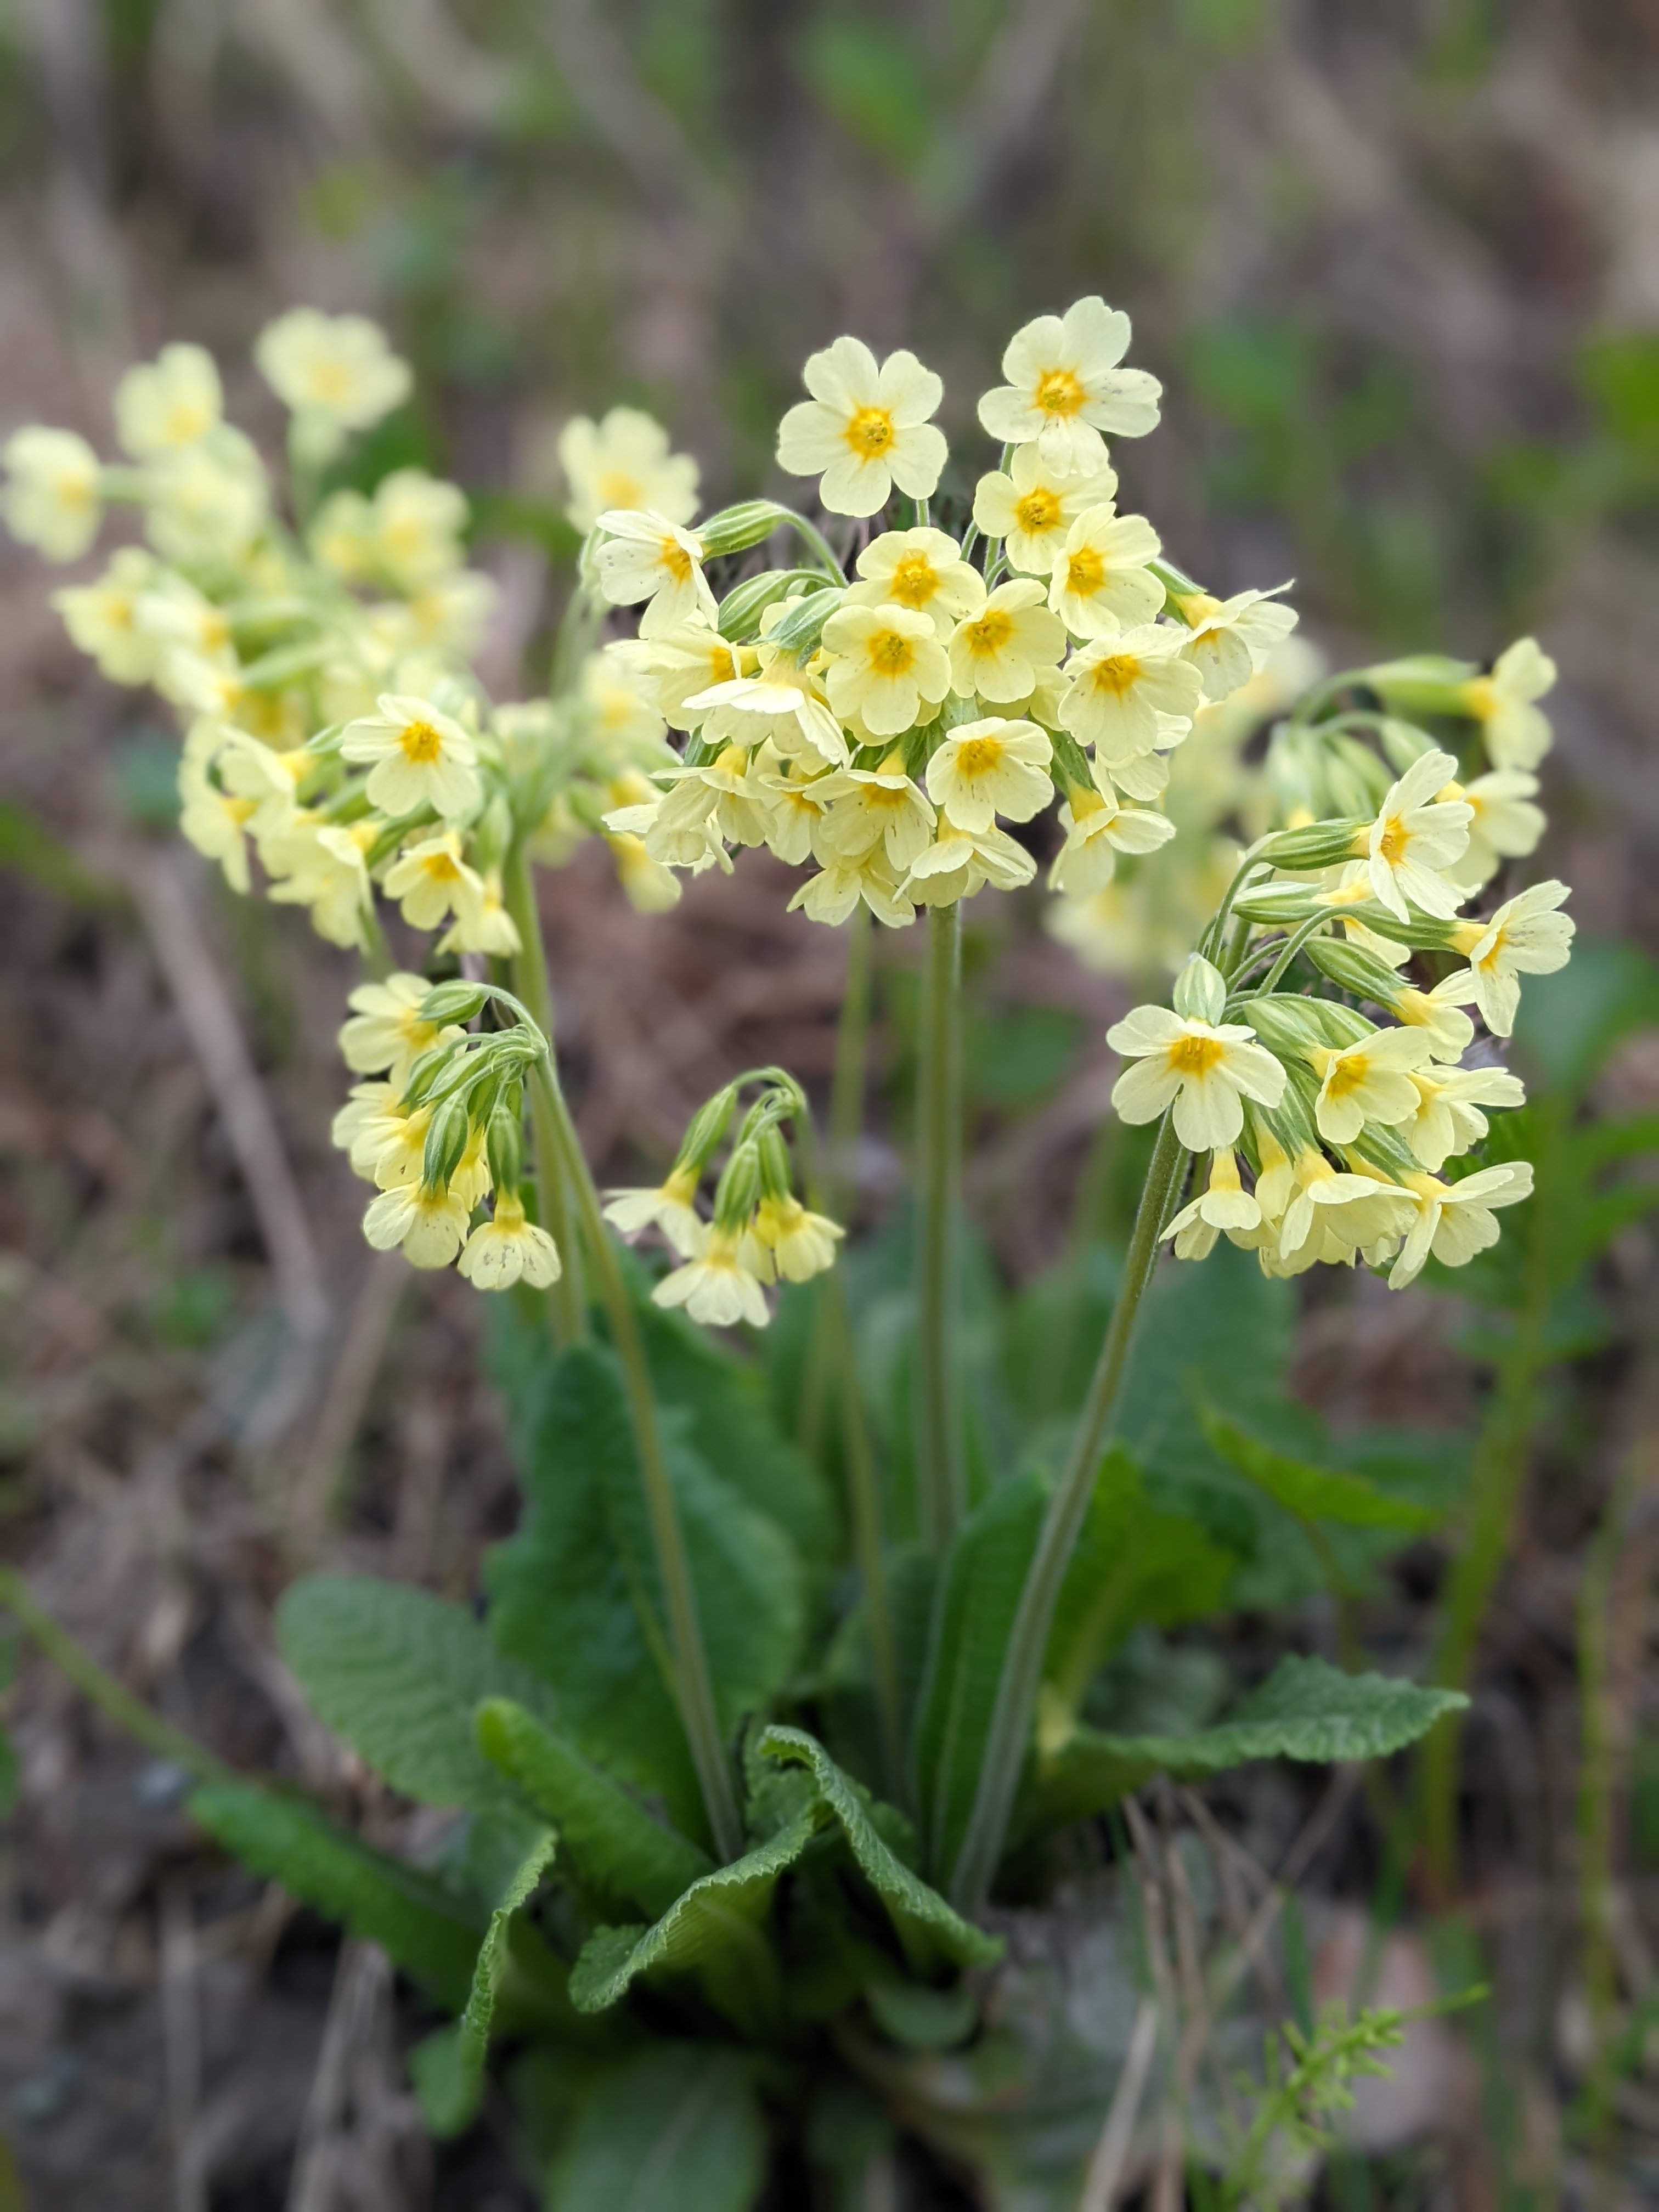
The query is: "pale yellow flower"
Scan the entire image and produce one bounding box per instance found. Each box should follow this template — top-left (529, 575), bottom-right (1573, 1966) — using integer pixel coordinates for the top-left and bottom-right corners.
top-left (264, 822), bottom-right (376, 949)
top-left (1443, 769), bottom-right (1545, 893)
top-left (593, 509), bottom-right (716, 637)
top-left (1048, 508), bottom-right (1163, 637)
top-left (752, 1193), bottom-right (844, 1284)
top-left (970, 446), bottom-right (1118, 575)
top-left (178, 759), bottom-right (255, 893)
top-left (949, 580), bottom-right (1066, 703)
top-left (459, 1193), bottom-right (562, 1290)
top-left (383, 832), bottom-right (486, 932)
top-left (776, 337), bottom-right (947, 517)
top-left (255, 309), bottom-right (411, 438)
top-left (558, 406), bottom-right (699, 532)
top-left (1274, 1158), bottom-right (1415, 1275)
top-left (1444, 880), bottom-right (1574, 1036)
top-left (1363, 749), bottom-right (1472, 922)
top-left (114, 343), bottom-right (222, 458)
top-left (1387, 1162), bottom-right (1534, 1289)
top-left (1310, 1027), bottom-right (1436, 1146)
top-left (341, 692), bottom-right (481, 821)
top-left (821, 601), bottom-right (951, 737)
top-left (1400, 1064), bottom-right (1526, 1172)
top-left (905, 821), bottom-right (1036, 906)
top-left (652, 1222), bottom-right (771, 1328)
top-left (924, 717), bottom-right (1052, 832)
top-left (338, 972), bottom-right (459, 1092)
top-left (1107, 1006), bottom-right (1286, 1150)
top-left (788, 845), bottom-right (916, 930)
top-left (812, 760), bottom-right (936, 872)
top-left (605, 1165), bottom-right (705, 1257)
top-left (845, 527), bottom-right (984, 636)
top-left (1174, 587), bottom-right (1299, 701)
top-left (977, 297), bottom-right (1161, 470)
top-left (1047, 781), bottom-right (1173, 895)
top-left (606, 831), bottom-right (683, 913)
top-left (362, 1181), bottom-right (471, 1269)
top-left (755, 764), bottom-right (836, 865)
top-left (142, 427), bottom-right (268, 566)
top-left (438, 871), bottom-right (522, 958)
top-left (684, 675), bottom-right (847, 768)
top-left (1059, 625), bottom-right (1204, 760)
top-left (2, 428), bottom-right (101, 561)
top-left (1162, 1149), bottom-right (1262, 1260)
top-left (55, 549), bottom-right (158, 684)
top-left (612, 625), bottom-right (744, 731)
top-left (577, 652), bottom-right (669, 760)
top-left (1462, 638), bottom-right (1555, 772)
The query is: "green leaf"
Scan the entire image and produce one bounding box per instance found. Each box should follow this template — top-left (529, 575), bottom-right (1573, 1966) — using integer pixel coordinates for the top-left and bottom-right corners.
top-left (1199, 1407), bottom-right (1441, 1533)
top-left (758, 1726), bottom-right (1001, 1971)
top-left (1043, 1446), bottom-right (1235, 1718)
top-left (865, 1979), bottom-right (978, 2050)
top-left (486, 1344), bottom-right (805, 1842)
top-left (456, 1826), bottom-right (556, 2074)
top-left (1513, 937), bottom-right (1659, 1098)
top-left (475, 1697), bottom-right (712, 1920)
top-left (408, 2022), bottom-right (481, 2141)
top-left (276, 1576), bottom-right (550, 1819)
top-left (1037, 1656), bottom-right (1466, 1822)
top-left (546, 2044), bottom-right (766, 2212)
top-left (188, 1783), bottom-right (483, 2008)
top-left (568, 1801), bottom-right (817, 2031)
top-left (910, 1470), bottom-right (1048, 1887)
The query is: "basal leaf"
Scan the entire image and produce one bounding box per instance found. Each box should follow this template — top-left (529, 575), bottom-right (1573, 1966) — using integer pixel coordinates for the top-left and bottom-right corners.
top-left (759, 1725), bottom-right (1001, 1971)
top-left (456, 1826), bottom-right (557, 2077)
top-left (189, 1782), bottom-right (483, 2008)
top-left (568, 1802), bottom-right (817, 2032)
top-left (910, 1470), bottom-right (1048, 1888)
top-left (1199, 1407), bottom-right (1441, 1533)
top-left (486, 1344), bottom-right (804, 1842)
top-left (476, 1697), bottom-right (712, 1920)
top-left (546, 2044), bottom-right (766, 2212)
top-left (276, 1576), bottom-right (550, 1819)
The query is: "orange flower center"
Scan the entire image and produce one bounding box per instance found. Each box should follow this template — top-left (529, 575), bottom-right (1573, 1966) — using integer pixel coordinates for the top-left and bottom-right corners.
top-left (658, 536), bottom-right (693, 585)
top-left (845, 406), bottom-right (895, 458)
top-left (887, 552), bottom-right (938, 607)
top-left (1168, 1033), bottom-right (1225, 1077)
top-left (1064, 547), bottom-right (1107, 596)
top-left (1035, 367), bottom-right (1087, 417)
top-left (1014, 487), bottom-right (1062, 532)
top-left (961, 610), bottom-right (1014, 658)
top-left (1376, 817), bottom-right (1409, 865)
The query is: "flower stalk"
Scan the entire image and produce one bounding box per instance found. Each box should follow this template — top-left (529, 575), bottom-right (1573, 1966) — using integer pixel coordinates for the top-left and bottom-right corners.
top-left (947, 1109), bottom-right (1188, 1915)
top-left (502, 842), bottom-right (588, 1346)
top-left (915, 899), bottom-right (966, 1550)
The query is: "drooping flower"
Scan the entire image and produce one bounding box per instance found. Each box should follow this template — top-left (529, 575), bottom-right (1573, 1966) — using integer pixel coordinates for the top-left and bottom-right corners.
top-left (846, 527), bottom-right (985, 636)
top-left (1388, 1162), bottom-right (1535, 1289)
top-left (604, 1165), bottom-right (705, 1257)
top-left (788, 844), bottom-right (916, 930)
top-left (592, 509), bottom-right (717, 637)
top-left (977, 297), bottom-right (1161, 470)
top-left (905, 821), bottom-right (1036, 906)
top-left (776, 337), bottom-right (947, 517)
top-left (54, 548), bottom-right (159, 684)
top-left (1444, 879), bottom-right (1575, 1036)
top-left (1363, 749), bottom-right (1473, 922)
top-left (1048, 782), bottom-right (1174, 895)
top-left (1047, 507), bottom-right (1164, 637)
top-left (752, 1193), bottom-right (844, 1283)
top-left (382, 832), bottom-right (487, 932)
top-left (1162, 1149), bottom-right (1263, 1260)
top-left (1462, 638), bottom-right (1555, 772)
top-left (362, 1180), bottom-right (472, 1269)
top-left (652, 1222), bottom-right (772, 1328)
top-left (948, 580), bottom-right (1067, 704)
top-left (459, 1194), bottom-right (562, 1290)
top-left (813, 759), bottom-right (938, 872)
top-left (1400, 1064), bottom-right (1527, 1172)
top-left (558, 406), bottom-right (699, 532)
top-left (1444, 769), bottom-right (1546, 892)
top-left (264, 822), bottom-right (375, 950)
top-left (2, 428), bottom-right (101, 561)
top-left (1310, 1026), bottom-right (1437, 1145)
top-left (1174, 586), bottom-right (1299, 702)
top-left (970, 447), bottom-right (1118, 575)
top-left (925, 718), bottom-right (1052, 832)
top-left (1107, 1005), bottom-right (1286, 1149)
top-left (340, 693), bottom-right (481, 821)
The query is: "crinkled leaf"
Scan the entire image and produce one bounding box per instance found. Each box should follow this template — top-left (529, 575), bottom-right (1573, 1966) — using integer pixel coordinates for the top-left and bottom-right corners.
top-left (568, 1801), bottom-right (817, 2031)
top-left (188, 1782), bottom-right (483, 2008)
top-left (455, 1826), bottom-right (556, 2080)
top-left (759, 1726), bottom-right (1000, 1971)
top-left (911, 1470), bottom-right (1048, 1888)
top-left (475, 1697), bottom-right (712, 1920)
top-left (546, 2044), bottom-right (765, 2212)
top-left (276, 1576), bottom-right (550, 1819)
top-left (1199, 1408), bottom-right (1441, 1534)
top-left (486, 1344), bottom-right (804, 1843)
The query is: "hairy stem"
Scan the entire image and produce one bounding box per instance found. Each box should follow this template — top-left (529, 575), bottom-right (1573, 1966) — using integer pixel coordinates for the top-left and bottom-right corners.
top-left (915, 900), bottom-right (966, 1550)
top-left (530, 1059), bottom-right (743, 1864)
top-left (502, 843), bottom-right (588, 1346)
top-left (827, 902), bottom-right (873, 1221)
top-left (948, 1111), bottom-right (1187, 1915)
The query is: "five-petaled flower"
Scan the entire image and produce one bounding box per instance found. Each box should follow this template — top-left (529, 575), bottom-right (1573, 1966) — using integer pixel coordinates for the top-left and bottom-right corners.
top-left (776, 337), bottom-right (948, 517)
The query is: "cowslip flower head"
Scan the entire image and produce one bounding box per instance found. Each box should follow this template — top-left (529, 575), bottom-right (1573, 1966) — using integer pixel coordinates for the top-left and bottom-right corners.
top-left (1175, 586), bottom-right (1299, 701)
top-left (847, 527), bottom-right (985, 636)
top-left (1444, 769), bottom-right (1545, 892)
top-left (822, 601), bottom-right (951, 737)
top-left (338, 978), bottom-right (464, 1097)
top-left (3, 428), bottom-right (101, 561)
top-left (652, 1222), bottom-right (771, 1328)
top-left (977, 297), bottom-right (1161, 469)
top-left (341, 693), bottom-right (481, 821)
top-left (1108, 1005), bottom-right (1286, 1150)
top-left (255, 310), bottom-right (411, 438)
top-left (1363, 749), bottom-right (1473, 922)
top-left (1444, 879), bottom-right (1574, 1037)
top-left (925, 718), bottom-right (1052, 833)
top-left (971, 447), bottom-right (1118, 575)
top-left (1048, 782), bottom-right (1174, 895)
top-left (1463, 638), bottom-right (1555, 772)
top-left (558, 405), bottom-right (699, 532)
top-left (776, 337), bottom-right (946, 518)
top-left (593, 509), bottom-right (717, 638)
top-left (1311, 1026), bottom-right (1436, 1146)
top-left (459, 1194), bottom-right (562, 1290)
top-left (362, 1180), bottom-right (471, 1269)
top-left (1163, 1149), bottom-right (1262, 1260)
top-left (1048, 507), bottom-right (1164, 637)
top-left (948, 580), bottom-right (1066, 703)
top-left (1059, 625), bottom-right (1204, 758)
top-left (115, 343), bottom-right (222, 458)
top-left (1388, 1161), bottom-right (1535, 1289)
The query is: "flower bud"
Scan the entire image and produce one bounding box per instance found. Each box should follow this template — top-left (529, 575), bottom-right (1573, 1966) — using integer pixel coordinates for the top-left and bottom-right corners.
top-left (755, 1123), bottom-right (794, 1201)
top-left (1255, 819), bottom-right (1369, 871)
top-left (420, 980), bottom-right (489, 1027)
top-left (718, 567), bottom-right (828, 640)
top-left (676, 1084), bottom-right (738, 1176)
top-left (486, 1098), bottom-right (523, 1195)
top-left (1362, 654), bottom-right (1479, 717)
top-left (423, 1097), bottom-right (472, 1191)
top-left (1233, 887), bottom-right (1319, 928)
top-left (698, 500), bottom-right (790, 560)
top-left (713, 1139), bottom-right (762, 1231)
top-left (1173, 953), bottom-right (1226, 1025)
top-left (765, 585), bottom-right (844, 657)
top-left (1374, 716), bottom-right (1439, 775)
top-left (1305, 934), bottom-right (1410, 1007)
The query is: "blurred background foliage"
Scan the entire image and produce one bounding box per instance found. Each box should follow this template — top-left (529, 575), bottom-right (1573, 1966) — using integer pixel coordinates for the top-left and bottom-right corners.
top-left (2, 1), bottom-right (1658, 2206)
